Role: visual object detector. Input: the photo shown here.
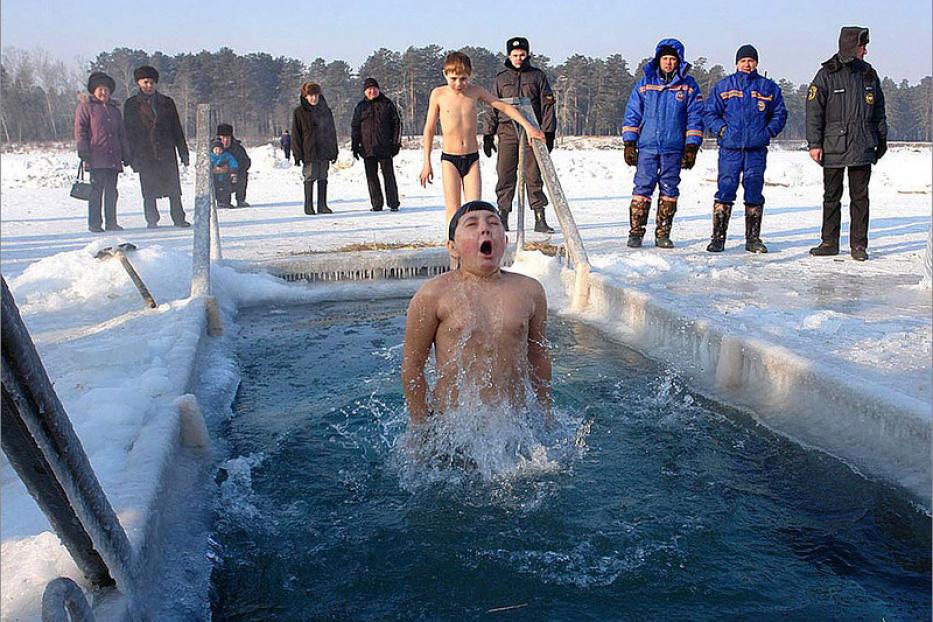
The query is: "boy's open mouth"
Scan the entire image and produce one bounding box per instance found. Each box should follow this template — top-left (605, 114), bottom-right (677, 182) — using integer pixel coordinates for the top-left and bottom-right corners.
top-left (480, 240), bottom-right (493, 256)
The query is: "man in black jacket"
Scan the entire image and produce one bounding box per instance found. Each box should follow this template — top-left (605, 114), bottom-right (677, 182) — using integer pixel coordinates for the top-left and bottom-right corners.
top-left (217, 123), bottom-right (252, 207)
top-left (483, 37), bottom-right (557, 233)
top-left (124, 65), bottom-right (190, 228)
top-left (806, 26), bottom-right (887, 261)
top-left (351, 78), bottom-right (402, 211)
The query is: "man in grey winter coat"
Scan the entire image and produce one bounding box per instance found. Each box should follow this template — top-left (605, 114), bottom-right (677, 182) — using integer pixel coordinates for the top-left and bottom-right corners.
top-left (483, 36), bottom-right (557, 233)
top-left (806, 26), bottom-right (887, 261)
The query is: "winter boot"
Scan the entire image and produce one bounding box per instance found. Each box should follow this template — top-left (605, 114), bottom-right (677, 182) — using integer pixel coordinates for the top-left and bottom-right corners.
top-left (809, 241), bottom-right (839, 256)
top-left (533, 208), bottom-right (555, 234)
top-left (303, 181), bottom-right (315, 215)
top-left (851, 246), bottom-right (869, 261)
top-left (706, 202), bottom-right (733, 253)
top-left (627, 197), bottom-right (650, 247)
top-left (655, 197), bottom-right (678, 248)
top-left (744, 204), bottom-right (768, 253)
top-left (499, 208), bottom-right (511, 231)
top-left (317, 180), bottom-right (333, 214)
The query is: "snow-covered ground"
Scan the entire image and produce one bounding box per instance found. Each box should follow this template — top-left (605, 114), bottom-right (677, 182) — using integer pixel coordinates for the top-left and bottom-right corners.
top-left (1, 141), bottom-right (930, 619)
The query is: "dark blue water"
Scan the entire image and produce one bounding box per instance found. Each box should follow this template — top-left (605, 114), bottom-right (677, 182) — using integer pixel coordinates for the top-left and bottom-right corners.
top-left (210, 299), bottom-right (930, 621)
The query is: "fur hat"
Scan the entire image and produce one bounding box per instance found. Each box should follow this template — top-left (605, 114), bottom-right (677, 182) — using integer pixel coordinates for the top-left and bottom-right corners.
top-left (735, 44), bottom-right (759, 64)
top-left (216, 123), bottom-right (234, 137)
top-left (87, 72), bottom-right (115, 94)
top-left (656, 45), bottom-right (679, 62)
top-left (363, 77), bottom-right (380, 91)
top-left (507, 37), bottom-right (529, 54)
top-left (133, 65), bottom-right (159, 83)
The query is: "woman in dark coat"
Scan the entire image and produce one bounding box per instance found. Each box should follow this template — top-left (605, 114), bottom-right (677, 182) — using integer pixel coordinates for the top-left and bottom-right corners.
top-left (292, 82), bottom-right (338, 215)
top-left (351, 78), bottom-right (402, 211)
top-left (74, 72), bottom-right (132, 232)
top-left (123, 65), bottom-right (190, 228)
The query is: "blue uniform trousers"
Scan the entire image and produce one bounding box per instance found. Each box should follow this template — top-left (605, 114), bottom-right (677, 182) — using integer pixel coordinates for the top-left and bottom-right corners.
top-left (715, 147), bottom-right (768, 205)
top-left (632, 151), bottom-right (683, 200)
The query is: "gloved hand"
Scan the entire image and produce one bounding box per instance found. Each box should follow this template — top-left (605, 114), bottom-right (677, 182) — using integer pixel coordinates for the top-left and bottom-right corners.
top-left (294, 159), bottom-right (302, 167)
top-left (623, 141), bottom-right (638, 167)
top-left (875, 137), bottom-right (887, 161)
top-left (180, 154), bottom-right (190, 167)
top-left (352, 145), bottom-right (361, 160)
top-left (123, 158), bottom-right (133, 168)
top-left (483, 134), bottom-right (496, 158)
top-left (681, 144), bottom-right (699, 170)
top-left (545, 132), bottom-right (555, 153)
top-left (391, 144), bottom-right (401, 157)
top-left (330, 158), bottom-right (337, 164)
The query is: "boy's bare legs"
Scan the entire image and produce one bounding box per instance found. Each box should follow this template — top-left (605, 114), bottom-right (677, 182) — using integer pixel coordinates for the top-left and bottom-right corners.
top-left (462, 160), bottom-right (481, 203)
top-left (441, 160), bottom-right (465, 226)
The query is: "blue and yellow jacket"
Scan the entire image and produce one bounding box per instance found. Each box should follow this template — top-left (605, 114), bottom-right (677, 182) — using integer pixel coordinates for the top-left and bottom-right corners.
top-left (622, 38), bottom-right (705, 155)
top-left (210, 150), bottom-right (238, 182)
top-left (704, 71), bottom-right (788, 149)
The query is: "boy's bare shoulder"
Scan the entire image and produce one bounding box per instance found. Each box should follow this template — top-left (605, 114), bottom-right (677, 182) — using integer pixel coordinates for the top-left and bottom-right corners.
top-left (500, 270), bottom-right (546, 295)
top-left (414, 270), bottom-right (457, 300)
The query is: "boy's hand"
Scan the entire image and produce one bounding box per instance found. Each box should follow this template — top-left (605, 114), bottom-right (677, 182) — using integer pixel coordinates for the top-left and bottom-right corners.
top-left (527, 127), bottom-right (546, 142)
top-left (419, 164), bottom-right (433, 187)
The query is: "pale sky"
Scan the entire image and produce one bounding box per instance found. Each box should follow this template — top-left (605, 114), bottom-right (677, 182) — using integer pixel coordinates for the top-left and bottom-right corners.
top-left (2, 0), bottom-right (930, 85)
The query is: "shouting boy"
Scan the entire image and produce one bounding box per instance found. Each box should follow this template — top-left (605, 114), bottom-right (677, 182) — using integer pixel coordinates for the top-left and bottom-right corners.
top-left (420, 52), bottom-right (545, 229)
top-left (401, 201), bottom-right (552, 428)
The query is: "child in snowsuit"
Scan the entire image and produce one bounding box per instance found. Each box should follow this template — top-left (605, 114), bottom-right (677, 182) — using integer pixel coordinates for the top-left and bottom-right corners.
top-left (210, 138), bottom-right (238, 209)
top-left (703, 45), bottom-right (787, 253)
top-left (622, 38), bottom-right (704, 248)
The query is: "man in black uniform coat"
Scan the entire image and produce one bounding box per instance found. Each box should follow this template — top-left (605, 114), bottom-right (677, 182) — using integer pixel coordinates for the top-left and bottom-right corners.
top-left (351, 78), bottom-right (402, 212)
top-left (123, 65), bottom-right (190, 228)
top-left (806, 26), bottom-right (887, 261)
top-left (217, 123), bottom-right (252, 207)
top-left (483, 36), bottom-right (557, 233)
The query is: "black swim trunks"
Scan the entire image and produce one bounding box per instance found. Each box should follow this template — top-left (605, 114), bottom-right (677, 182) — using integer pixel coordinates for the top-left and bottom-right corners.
top-left (441, 152), bottom-right (480, 179)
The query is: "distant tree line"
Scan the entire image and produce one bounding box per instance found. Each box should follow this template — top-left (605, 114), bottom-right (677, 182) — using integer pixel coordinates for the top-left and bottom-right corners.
top-left (2, 45), bottom-right (931, 144)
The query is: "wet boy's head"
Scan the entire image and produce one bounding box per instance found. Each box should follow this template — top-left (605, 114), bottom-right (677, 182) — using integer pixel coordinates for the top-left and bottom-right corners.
top-left (447, 201), bottom-right (506, 275)
top-left (443, 52), bottom-right (472, 91)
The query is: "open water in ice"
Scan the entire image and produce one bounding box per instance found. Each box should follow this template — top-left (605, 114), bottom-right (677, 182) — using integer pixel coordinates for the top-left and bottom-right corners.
top-left (210, 298), bottom-right (930, 621)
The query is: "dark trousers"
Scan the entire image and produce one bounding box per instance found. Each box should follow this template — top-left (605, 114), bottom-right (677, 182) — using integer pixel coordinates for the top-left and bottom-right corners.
top-left (88, 168), bottom-right (119, 229)
top-left (283, 145), bottom-right (291, 160)
top-left (822, 165), bottom-right (871, 249)
top-left (364, 157), bottom-right (399, 210)
top-left (233, 171), bottom-right (248, 205)
top-left (213, 175), bottom-right (232, 206)
top-left (495, 130), bottom-right (547, 212)
top-left (143, 194), bottom-right (186, 226)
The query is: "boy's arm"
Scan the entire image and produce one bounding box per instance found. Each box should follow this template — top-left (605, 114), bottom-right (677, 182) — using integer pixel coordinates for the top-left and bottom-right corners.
top-left (401, 286), bottom-right (440, 425)
top-left (476, 87), bottom-right (546, 141)
top-left (420, 88), bottom-right (440, 185)
top-left (526, 280), bottom-right (553, 425)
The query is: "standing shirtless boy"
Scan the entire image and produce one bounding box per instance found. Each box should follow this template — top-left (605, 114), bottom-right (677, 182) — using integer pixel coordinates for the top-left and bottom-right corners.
top-left (401, 201), bottom-right (552, 428)
top-left (420, 52), bottom-right (546, 228)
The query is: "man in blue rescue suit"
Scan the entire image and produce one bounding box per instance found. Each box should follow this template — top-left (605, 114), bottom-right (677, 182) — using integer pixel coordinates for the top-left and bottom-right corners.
top-left (703, 45), bottom-right (788, 253)
top-left (622, 38), bottom-right (704, 248)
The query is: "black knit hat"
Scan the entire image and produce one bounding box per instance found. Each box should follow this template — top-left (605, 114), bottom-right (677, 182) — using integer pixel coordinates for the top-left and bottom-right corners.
top-left (363, 77), bottom-right (380, 91)
top-left (216, 123), bottom-right (234, 136)
top-left (448, 201), bottom-right (499, 241)
top-left (87, 72), bottom-right (115, 94)
top-left (133, 65), bottom-right (159, 83)
top-left (210, 138), bottom-right (224, 149)
top-left (656, 45), bottom-right (678, 62)
top-left (735, 44), bottom-right (759, 64)
top-left (507, 37), bottom-right (529, 54)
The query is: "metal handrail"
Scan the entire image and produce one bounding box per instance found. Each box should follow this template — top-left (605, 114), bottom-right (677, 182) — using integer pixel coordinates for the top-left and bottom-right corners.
top-left (41, 578), bottom-right (95, 622)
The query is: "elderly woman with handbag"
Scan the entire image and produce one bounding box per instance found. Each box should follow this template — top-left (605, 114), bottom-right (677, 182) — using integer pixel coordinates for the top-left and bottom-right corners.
top-left (74, 71), bottom-right (132, 232)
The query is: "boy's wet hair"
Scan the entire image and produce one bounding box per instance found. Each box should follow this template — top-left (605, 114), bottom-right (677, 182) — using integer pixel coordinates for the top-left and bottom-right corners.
top-left (443, 51), bottom-right (473, 76)
top-left (448, 201), bottom-right (498, 241)
top-left (301, 82), bottom-right (322, 97)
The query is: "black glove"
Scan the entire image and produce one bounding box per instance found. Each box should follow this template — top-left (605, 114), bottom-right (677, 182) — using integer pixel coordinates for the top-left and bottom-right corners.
top-left (391, 144), bottom-right (401, 157)
top-left (483, 135), bottom-right (496, 158)
top-left (545, 132), bottom-right (555, 153)
top-left (294, 159), bottom-right (302, 167)
top-left (122, 158), bottom-right (132, 168)
top-left (180, 154), bottom-right (190, 167)
top-left (681, 144), bottom-right (699, 170)
top-left (875, 137), bottom-right (887, 161)
top-left (330, 158), bottom-right (337, 164)
top-left (352, 145), bottom-right (360, 160)
top-left (623, 141), bottom-right (638, 167)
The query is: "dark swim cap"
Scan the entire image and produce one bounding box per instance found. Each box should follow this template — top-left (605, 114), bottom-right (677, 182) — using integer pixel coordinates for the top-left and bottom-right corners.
top-left (448, 201), bottom-right (499, 241)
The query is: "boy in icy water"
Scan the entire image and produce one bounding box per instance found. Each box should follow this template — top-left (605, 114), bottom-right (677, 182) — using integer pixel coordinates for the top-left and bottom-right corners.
top-left (419, 52), bottom-right (545, 229)
top-left (401, 201), bottom-right (552, 429)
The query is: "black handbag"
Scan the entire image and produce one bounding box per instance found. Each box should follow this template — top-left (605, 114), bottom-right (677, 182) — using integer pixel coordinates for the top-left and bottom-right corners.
top-left (70, 163), bottom-right (93, 201)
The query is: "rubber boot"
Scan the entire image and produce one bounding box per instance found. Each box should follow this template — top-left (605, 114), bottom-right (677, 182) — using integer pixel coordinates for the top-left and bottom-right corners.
top-left (533, 208), bottom-right (554, 234)
top-left (706, 202), bottom-right (733, 252)
top-left (303, 181), bottom-right (315, 215)
top-left (744, 204), bottom-right (768, 253)
top-left (655, 198), bottom-right (677, 248)
top-left (627, 197), bottom-right (650, 248)
top-left (499, 208), bottom-right (511, 231)
top-left (809, 241), bottom-right (840, 256)
top-left (317, 180), bottom-right (333, 214)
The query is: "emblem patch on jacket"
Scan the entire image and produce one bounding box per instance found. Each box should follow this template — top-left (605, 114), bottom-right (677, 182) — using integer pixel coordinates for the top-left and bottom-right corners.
top-left (675, 91), bottom-right (685, 101)
top-left (808, 85), bottom-right (817, 101)
top-left (865, 91), bottom-right (874, 105)
top-left (757, 100), bottom-right (766, 112)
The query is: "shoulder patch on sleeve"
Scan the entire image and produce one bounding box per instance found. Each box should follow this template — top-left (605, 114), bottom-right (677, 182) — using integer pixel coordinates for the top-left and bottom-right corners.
top-left (544, 94), bottom-right (555, 103)
top-left (807, 85), bottom-right (818, 101)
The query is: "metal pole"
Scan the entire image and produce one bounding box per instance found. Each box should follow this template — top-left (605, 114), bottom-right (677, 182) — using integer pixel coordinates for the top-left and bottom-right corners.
top-left (191, 104), bottom-right (212, 298)
top-left (1, 278), bottom-right (135, 591)
top-left (515, 125), bottom-right (526, 249)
